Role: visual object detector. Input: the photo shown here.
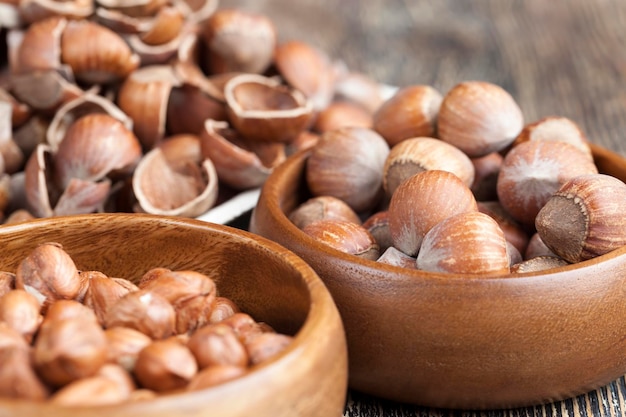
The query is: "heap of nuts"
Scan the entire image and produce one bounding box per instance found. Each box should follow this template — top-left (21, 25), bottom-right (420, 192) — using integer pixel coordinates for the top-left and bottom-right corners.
top-left (0, 242), bottom-right (292, 405)
top-left (0, 0), bottom-right (390, 222)
top-left (291, 81), bottom-right (626, 275)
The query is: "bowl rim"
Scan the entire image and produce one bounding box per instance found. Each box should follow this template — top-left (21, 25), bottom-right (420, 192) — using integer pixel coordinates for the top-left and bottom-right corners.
top-left (0, 212), bottom-right (345, 412)
top-left (257, 144), bottom-right (626, 282)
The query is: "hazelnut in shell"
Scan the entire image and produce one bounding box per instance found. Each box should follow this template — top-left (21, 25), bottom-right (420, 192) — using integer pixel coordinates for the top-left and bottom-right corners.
top-left (305, 126), bottom-right (389, 213)
top-left (274, 40), bottom-right (336, 111)
top-left (382, 136), bottom-right (475, 197)
top-left (388, 170), bottom-right (478, 257)
top-left (512, 116), bottom-right (593, 159)
top-left (372, 85), bottom-right (443, 146)
top-left (201, 8), bottom-right (276, 75)
top-left (416, 211), bottom-right (510, 275)
top-left (289, 195), bottom-right (362, 230)
top-left (437, 81), bottom-right (524, 158)
top-left (496, 140), bottom-right (598, 225)
top-left (535, 173), bottom-right (626, 263)
top-left (302, 219), bottom-right (380, 261)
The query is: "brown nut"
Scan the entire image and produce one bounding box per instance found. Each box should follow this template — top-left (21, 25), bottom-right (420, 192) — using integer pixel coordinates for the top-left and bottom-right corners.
top-left (0, 289), bottom-right (42, 342)
top-left (116, 65), bottom-right (181, 150)
top-left (104, 326), bottom-right (153, 372)
top-left (416, 211), bottom-right (510, 275)
top-left (372, 85), bottom-right (443, 146)
top-left (133, 339), bottom-right (198, 392)
top-left (60, 19), bottom-right (140, 84)
top-left (187, 323), bottom-right (248, 369)
top-left (274, 40), bottom-right (336, 111)
top-left (302, 219), bottom-right (380, 261)
top-left (363, 210), bottom-right (392, 253)
top-left (44, 299), bottom-right (98, 323)
top-left (15, 242), bottom-right (82, 310)
top-left (470, 152), bottom-right (503, 202)
top-left (220, 312), bottom-right (264, 345)
top-left (535, 173), bottom-right (626, 263)
top-left (510, 256), bottom-right (569, 274)
top-left (34, 316), bottom-right (108, 387)
top-left (167, 83), bottom-right (228, 136)
top-left (305, 127), bottom-right (390, 213)
top-left (289, 195), bottom-right (362, 230)
top-left (201, 8), bottom-right (276, 74)
top-left (0, 271), bottom-right (15, 298)
top-left (0, 321), bottom-right (30, 351)
top-left (244, 332), bottom-right (293, 366)
top-left (83, 272), bottom-right (138, 325)
top-left (496, 140), bottom-right (599, 225)
top-left (375, 246), bottom-right (417, 270)
top-left (332, 70), bottom-right (391, 114)
top-left (524, 232), bottom-right (558, 260)
top-left (388, 170), bottom-right (478, 257)
top-left (512, 116), bottom-right (593, 159)
top-left (208, 296), bottom-right (240, 324)
top-left (0, 346), bottom-right (50, 400)
top-left (138, 267), bottom-right (216, 306)
top-left (382, 136), bottom-right (475, 197)
top-left (187, 365), bottom-right (246, 391)
top-left (437, 81), bottom-right (524, 158)
top-left (12, 16), bottom-right (67, 74)
top-left (96, 363), bottom-right (136, 394)
top-left (175, 293), bottom-right (217, 335)
top-left (46, 92), bottom-right (134, 151)
top-left (53, 113), bottom-right (142, 190)
top-left (50, 375), bottom-right (130, 406)
top-left (477, 201), bottom-right (530, 255)
top-left (104, 289), bottom-right (176, 340)
top-left (313, 100), bottom-right (373, 133)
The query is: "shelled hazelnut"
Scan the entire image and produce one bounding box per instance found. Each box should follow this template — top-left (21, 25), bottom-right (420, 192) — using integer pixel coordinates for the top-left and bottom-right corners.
top-left (0, 242), bottom-right (294, 404)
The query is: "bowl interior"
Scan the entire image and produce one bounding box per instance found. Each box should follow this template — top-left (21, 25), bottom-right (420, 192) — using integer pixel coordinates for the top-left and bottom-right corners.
top-left (249, 141), bottom-right (626, 409)
top-left (0, 213), bottom-right (348, 417)
top-left (268, 142), bottom-right (626, 278)
top-left (0, 213), bottom-right (310, 335)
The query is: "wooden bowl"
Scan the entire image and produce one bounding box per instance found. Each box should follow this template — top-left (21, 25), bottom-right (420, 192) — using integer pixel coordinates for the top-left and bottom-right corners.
top-left (250, 142), bottom-right (626, 410)
top-left (0, 213), bottom-right (348, 417)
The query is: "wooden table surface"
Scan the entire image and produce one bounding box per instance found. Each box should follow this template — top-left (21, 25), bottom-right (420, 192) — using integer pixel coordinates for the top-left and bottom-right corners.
top-left (221, 1), bottom-right (626, 416)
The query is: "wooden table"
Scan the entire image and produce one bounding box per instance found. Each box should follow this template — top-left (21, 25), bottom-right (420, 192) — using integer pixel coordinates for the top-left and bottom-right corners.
top-left (221, 1), bottom-right (626, 416)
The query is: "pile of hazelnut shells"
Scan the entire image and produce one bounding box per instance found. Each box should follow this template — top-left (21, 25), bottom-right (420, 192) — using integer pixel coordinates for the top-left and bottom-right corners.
top-left (0, 0), bottom-right (388, 222)
top-left (291, 81), bottom-right (626, 275)
top-left (0, 242), bottom-right (292, 405)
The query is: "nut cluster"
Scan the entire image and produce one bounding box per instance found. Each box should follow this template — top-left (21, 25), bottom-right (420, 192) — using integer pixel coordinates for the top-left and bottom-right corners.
top-left (293, 82), bottom-right (626, 275)
top-left (0, 0), bottom-right (390, 223)
top-left (0, 242), bottom-right (293, 405)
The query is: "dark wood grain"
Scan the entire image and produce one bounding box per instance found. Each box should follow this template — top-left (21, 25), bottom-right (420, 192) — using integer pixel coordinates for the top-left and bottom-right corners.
top-left (221, 1), bottom-right (626, 416)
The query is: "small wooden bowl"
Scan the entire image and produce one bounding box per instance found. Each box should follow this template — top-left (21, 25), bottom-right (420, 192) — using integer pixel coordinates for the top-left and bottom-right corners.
top-left (0, 213), bottom-right (347, 417)
top-left (250, 143), bottom-right (626, 410)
